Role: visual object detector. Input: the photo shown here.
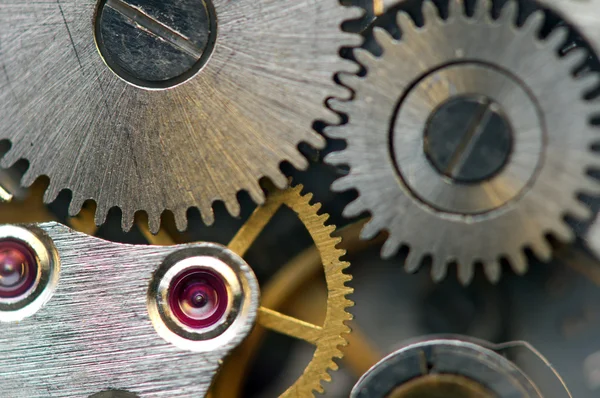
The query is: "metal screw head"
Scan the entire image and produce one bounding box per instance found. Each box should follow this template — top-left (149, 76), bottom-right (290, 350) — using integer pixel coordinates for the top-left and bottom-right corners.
top-left (95, 0), bottom-right (217, 89)
top-left (423, 95), bottom-right (513, 184)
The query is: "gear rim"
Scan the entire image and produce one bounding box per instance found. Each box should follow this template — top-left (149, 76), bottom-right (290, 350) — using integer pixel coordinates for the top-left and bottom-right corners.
top-left (325, 0), bottom-right (600, 283)
top-left (0, 0), bottom-right (363, 233)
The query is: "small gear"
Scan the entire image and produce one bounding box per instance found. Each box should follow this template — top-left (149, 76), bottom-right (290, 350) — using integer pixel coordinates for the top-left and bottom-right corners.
top-left (325, 0), bottom-right (600, 283)
top-left (0, 0), bottom-right (362, 233)
top-left (224, 183), bottom-right (354, 396)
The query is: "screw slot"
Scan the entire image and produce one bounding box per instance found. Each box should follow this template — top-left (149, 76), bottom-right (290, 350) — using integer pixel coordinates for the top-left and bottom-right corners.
top-left (94, 0), bottom-right (218, 89)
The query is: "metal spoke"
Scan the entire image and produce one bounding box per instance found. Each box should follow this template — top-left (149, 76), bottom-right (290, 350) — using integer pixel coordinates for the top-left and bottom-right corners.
top-left (257, 306), bottom-right (323, 345)
top-left (227, 198), bottom-right (282, 257)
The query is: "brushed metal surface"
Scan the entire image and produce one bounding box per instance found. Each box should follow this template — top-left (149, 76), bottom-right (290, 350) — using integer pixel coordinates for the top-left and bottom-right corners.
top-left (325, 0), bottom-right (600, 283)
top-left (0, 222), bottom-right (260, 397)
top-left (0, 0), bottom-right (362, 232)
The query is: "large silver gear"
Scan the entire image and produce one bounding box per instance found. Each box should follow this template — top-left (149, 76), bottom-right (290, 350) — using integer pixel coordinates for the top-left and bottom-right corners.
top-left (0, 0), bottom-right (362, 233)
top-left (325, 0), bottom-right (600, 283)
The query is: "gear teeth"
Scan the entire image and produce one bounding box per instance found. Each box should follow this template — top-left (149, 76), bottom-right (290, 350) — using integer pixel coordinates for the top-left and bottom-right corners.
top-left (21, 168), bottom-right (38, 188)
top-left (324, 150), bottom-right (350, 167)
top-left (338, 58), bottom-right (362, 76)
top-left (174, 210), bottom-right (188, 232)
top-left (341, 197), bottom-right (365, 218)
top-left (144, 213), bottom-right (160, 235)
top-left (360, 219), bottom-right (383, 240)
top-left (344, 5), bottom-right (368, 22)
top-left (577, 73), bottom-right (600, 96)
top-left (531, 237), bottom-right (552, 262)
top-left (551, 219), bottom-right (576, 242)
top-left (323, 124), bottom-right (346, 139)
top-left (472, 0), bottom-right (492, 21)
top-left (497, 0), bottom-right (517, 24)
top-left (327, 96), bottom-right (354, 114)
top-left (42, 183), bottom-right (61, 204)
top-left (563, 48), bottom-right (590, 72)
top-left (331, 174), bottom-right (356, 192)
top-left (509, 251), bottom-right (528, 275)
top-left (270, 170), bottom-right (289, 190)
top-left (521, 10), bottom-right (545, 38)
top-left (353, 48), bottom-right (379, 71)
top-left (403, 249), bottom-right (421, 272)
top-left (546, 26), bottom-right (570, 51)
top-left (448, 0), bottom-right (466, 20)
top-left (199, 206), bottom-right (215, 226)
top-left (381, 236), bottom-right (401, 259)
top-left (457, 261), bottom-right (475, 285)
top-left (68, 196), bottom-right (85, 217)
top-left (568, 199), bottom-right (593, 220)
top-left (396, 11), bottom-right (418, 36)
top-left (373, 27), bottom-right (397, 54)
top-left (430, 258), bottom-right (448, 282)
top-left (483, 261), bottom-right (502, 283)
top-left (421, 1), bottom-right (440, 25)
top-left (288, 148), bottom-right (310, 171)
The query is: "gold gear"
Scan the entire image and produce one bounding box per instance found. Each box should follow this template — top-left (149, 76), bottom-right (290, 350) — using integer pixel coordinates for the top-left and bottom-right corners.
top-left (222, 183), bottom-right (354, 396)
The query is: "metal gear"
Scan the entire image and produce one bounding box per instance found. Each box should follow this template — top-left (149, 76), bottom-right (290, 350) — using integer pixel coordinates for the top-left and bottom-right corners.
top-left (0, 0), bottom-right (362, 233)
top-left (224, 183), bottom-right (354, 397)
top-left (325, 0), bottom-right (600, 283)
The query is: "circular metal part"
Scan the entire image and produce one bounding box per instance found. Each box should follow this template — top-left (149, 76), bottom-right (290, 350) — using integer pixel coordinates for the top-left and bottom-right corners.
top-left (168, 268), bottom-right (228, 328)
top-left (0, 0), bottom-right (362, 232)
top-left (0, 240), bottom-right (38, 298)
top-left (387, 374), bottom-right (494, 398)
top-left (95, 0), bottom-right (217, 88)
top-left (0, 225), bottom-right (59, 322)
top-left (148, 244), bottom-right (257, 352)
top-left (325, 0), bottom-right (600, 283)
top-left (423, 95), bottom-right (513, 184)
top-left (350, 337), bottom-right (543, 398)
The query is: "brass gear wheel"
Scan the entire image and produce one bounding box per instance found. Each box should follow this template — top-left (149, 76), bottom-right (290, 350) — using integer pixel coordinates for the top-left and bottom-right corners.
top-left (222, 183), bottom-right (354, 396)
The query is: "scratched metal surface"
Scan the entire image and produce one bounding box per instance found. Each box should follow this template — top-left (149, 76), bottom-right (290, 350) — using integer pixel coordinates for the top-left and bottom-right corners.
top-left (0, 222), bottom-right (260, 398)
top-left (0, 0), bottom-right (362, 232)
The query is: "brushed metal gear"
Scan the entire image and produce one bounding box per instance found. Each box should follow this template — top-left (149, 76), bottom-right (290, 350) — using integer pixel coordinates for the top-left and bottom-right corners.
top-left (0, 0), bottom-right (362, 233)
top-left (325, 0), bottom-right (600, 283)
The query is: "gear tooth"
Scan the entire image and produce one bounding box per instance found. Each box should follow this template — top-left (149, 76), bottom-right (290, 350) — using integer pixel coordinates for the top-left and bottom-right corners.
top-left (551, 219), bottom-right (575, 242)
top-left (353, 48), bottom-right (378, 70)
top-left (338, 58), bottom-right (361, 75)
top-left (483, 261), bottom-right (502, 283)
top-left (270, 171), bottom-right (289, 190)
top-left (94, 205), bottom-right (109, 227)
top-left (580, 175), bottom-right (600, 195)
top-left (531, 238), bottom-right (553, 262)
top-left (247, 184), bottom-right (266, 206)
top-left (20, 168), bottom-right (37, 188)
top-left (509, 252), bottom-right (528, 275)
top-left (327, 97), bottom-right (353, 114)
top-left (403, 249), bottom-right (421, 272)
top-left (421, 0), bottom-right (441, 25)
top-left (457, 261), bottom-right (475, 285)
top-left (42, 184), bottom-right (61, 204)
top-left (324, 150), bottom-right (350, 167)
top-left (563, 48), bottom-right (590, 73)
top-left (472, 0), bottom-right (492, 21)
top-left (568, 199), bottom-right (593, 220)
top-left (546, 26), bottom-right (570, 51)
top-left (145, 213), bottom-right (160, 234)
top-left (430, 259), bottom-right (448, 282)
top-left (344, 5), bottom-right (367, 21)
top-left (174, 210), bottom-right (188, 232)
top-left (372, 27), bottom-right (396, 53)
top-left (447, 0), bottom-right (466, 19)
top-left (68, 196), bottom-right (85, 217)
top-left (521, 10), bottom-right (545, 37)
top-left (498, 0), bottom-right (517, 24)
top-left (323, 124), bottom-right (346, 139)
top-left (287, 148), bottom-right (310, 171)
top-left (342, 198), bottom-right (365, 218)
top-left (224, 197), bottom-right (241, 218)
top-left (576, 72), bottom-right (600, 96)
top-left (199, 205), bottom-right (215, 226)
top-left (396, 11), bottom-right (417, 35)
top-left (360, 219), bottom-right (383, 240)
top-left (331, 175), bottom-right (355, 192)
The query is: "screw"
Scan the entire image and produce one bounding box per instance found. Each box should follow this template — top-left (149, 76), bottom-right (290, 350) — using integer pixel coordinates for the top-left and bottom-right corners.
top-left (95, 0), bottom-right (216, 88)
top-left (423, 95), bottom-right (513, 184)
